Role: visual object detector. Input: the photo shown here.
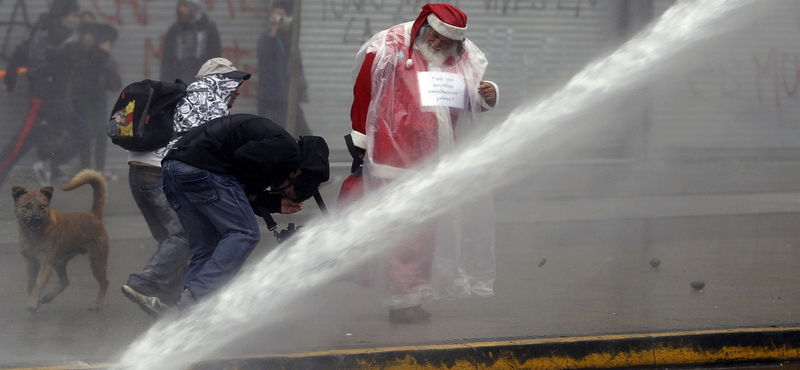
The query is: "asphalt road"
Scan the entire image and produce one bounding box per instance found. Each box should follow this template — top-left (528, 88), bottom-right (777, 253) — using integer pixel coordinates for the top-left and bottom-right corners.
top-left (2, 154), bottom-right (800, 368)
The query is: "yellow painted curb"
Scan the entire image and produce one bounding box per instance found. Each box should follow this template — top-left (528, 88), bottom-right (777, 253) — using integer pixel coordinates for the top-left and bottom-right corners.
top-left (5, 327), bottom-right (800, 370)
top-left (192, 327), bottom-right (800, 370)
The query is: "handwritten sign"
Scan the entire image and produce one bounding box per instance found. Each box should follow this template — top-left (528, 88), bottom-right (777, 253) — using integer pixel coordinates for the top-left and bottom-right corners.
top-left (418, 71), bottom-right (466, 109)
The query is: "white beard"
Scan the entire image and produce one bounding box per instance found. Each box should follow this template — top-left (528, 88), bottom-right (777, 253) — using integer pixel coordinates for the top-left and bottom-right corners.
top-left (414, 39), bottom-right (448, 66)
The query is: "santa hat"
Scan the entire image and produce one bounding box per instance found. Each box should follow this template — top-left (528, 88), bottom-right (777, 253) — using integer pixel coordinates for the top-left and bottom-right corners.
top-left (406, 4), bottom-right (468, 68)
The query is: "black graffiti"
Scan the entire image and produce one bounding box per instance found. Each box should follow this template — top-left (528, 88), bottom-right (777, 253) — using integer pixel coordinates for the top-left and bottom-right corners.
top-left (331, 0), bottom-right (599, 46)
top-left (323, 0), bottom-right (468, 21)
top-left (343, 16), bottom-right (375, 44)
top-left (557, 0), bottom-right (599, 18)
top-left (323, 0), bottom-right (390, 21)
top-left (481, 0), bottom-right (597, 16)
top-left (483, 0), bottom-right (545, 14)
top-left (0, 0), bottom-right (34, 62)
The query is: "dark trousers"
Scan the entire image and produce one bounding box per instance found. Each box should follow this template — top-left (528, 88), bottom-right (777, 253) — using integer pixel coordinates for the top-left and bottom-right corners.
top-left (162, 159), bottom-right (261, 299)
top-left (126, 163), bottom-right (192, 304)
top-left (73, 93), bottom-right (109, 170)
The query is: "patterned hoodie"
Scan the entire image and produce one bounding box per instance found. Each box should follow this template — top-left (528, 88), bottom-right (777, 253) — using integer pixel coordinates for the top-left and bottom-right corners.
top-left (160, 73), bottom-right (243, 153)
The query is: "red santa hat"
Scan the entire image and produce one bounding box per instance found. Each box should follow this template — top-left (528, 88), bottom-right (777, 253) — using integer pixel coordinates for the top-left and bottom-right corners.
top-left (406, 4), bottom-right (468, 68)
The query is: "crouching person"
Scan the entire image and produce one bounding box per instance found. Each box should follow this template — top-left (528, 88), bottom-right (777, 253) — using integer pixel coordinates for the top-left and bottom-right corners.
top-left (162, 113), bottom-right (329, 308)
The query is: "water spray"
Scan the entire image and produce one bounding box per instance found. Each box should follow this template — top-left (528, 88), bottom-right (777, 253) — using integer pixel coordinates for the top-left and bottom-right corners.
top-left (112, 1), bottom-right (762, 369)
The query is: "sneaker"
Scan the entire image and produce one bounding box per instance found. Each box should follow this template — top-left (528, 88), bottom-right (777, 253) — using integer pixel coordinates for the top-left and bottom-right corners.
top-left (32, 161), bottom-right (51, 186)
top-left (175, 289), bottom-right (195, 312)
top-left (389, 305), bottom-right (431, 324)
top-left (121, 285), bottom-right (169, 318)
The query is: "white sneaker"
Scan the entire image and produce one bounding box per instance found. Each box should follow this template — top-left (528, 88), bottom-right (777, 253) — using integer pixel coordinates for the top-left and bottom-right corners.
top-left (32, 161), bottom-right (51, 186)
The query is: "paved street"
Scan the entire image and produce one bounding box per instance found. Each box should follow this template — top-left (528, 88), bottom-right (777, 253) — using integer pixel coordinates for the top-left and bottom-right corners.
top-left (1, 151), bottom-right (800, 368)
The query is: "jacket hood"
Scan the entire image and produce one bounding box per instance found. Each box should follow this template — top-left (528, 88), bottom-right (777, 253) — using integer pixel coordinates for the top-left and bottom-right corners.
top-left (177, 0), bottom-right (203, 24)
top-left (168, 74), bottom-right (243, 151)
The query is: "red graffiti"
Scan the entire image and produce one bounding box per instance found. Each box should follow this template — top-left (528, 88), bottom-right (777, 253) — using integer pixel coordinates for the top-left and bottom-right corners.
top-left (143, 35), bottom-right (165, 79)
top-left (92, 0), bottom-right (155, 26)
top-left (223, 41), bottom-right (256, 98)
top-left (203, 0), bottom-right (268, 19)
top-left (753, 48), bottom-right (800, 109)
top-left (782, 53), bottom-right (800, 98)
top-left (237, 0), bottom-right (269, 18)
top-left (754, 48), bottom-right (780, 108)
top-left (685, 48), bottom-right (800, 111)
top-left (92, 0), bottom-right (265, 27)
top-left (239, 62), bottom-right (257, 98)
top-left (223, 41), bottom-right (254, 67)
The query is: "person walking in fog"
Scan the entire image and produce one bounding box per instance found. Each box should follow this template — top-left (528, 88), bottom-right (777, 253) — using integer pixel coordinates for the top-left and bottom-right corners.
top-left (161, 0), bottom-right (222, 84)
top-left (70, 18), bottom-right (122, 180)
top-left (338, 3), bottom-right (499, 323)
top-left (121, 58), bottom-right (250, 318)
top-left (0, 0), bottom-right (86, 186)
top-left (256, 0), bottom-right (312, 136)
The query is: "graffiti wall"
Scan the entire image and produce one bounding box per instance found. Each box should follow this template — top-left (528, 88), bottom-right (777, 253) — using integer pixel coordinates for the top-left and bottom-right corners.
top-left (2, 0), bottom-right (799, 161)
top-left (0, 0), bottom-right (623, 156)
top-left (648, 0), bottom-right (800, 159)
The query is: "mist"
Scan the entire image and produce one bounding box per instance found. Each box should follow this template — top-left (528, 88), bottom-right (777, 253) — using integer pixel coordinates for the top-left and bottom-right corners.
top-left (0, 0), bottom-right (799, 368)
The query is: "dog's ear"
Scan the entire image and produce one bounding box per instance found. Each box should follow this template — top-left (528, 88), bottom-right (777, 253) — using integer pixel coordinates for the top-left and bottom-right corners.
top-left (40, 187), bottom-right (54, 200)
top-left (12, 186), bottom-right (27, 201)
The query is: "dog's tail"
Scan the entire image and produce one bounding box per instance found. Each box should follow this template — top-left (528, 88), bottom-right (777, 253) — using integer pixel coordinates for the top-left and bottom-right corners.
top-left (63, 169), bottom-right (107, 219)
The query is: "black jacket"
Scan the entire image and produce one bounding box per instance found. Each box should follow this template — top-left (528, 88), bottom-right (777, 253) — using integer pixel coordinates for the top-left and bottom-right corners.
top-left (4, 13), bottom-right (77, 99)
top-left (256, 31), bottom-right (308, 103)
top-left (160, 13), bottom-right (222, 83)
top-left (165, 114), bottom-right (300, 212)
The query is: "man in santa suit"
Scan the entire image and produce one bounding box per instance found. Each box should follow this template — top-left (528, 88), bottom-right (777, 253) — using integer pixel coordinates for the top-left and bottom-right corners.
top-left (339, 4), bottom-right (499, 323)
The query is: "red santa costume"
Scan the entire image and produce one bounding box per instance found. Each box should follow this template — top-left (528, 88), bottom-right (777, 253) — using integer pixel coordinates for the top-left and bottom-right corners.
top-left (340, 4), bottom-right (498, 311)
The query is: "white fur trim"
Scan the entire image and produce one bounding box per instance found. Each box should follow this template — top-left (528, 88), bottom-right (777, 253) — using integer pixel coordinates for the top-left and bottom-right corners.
top-left (350, 130), bottom-right (367, 149)
top-left (480, 80), bottom-right (499, 110)
top-left (427, 14), bottom-right (466, 41)
top-left (368, 161), bottom-right (411, 180)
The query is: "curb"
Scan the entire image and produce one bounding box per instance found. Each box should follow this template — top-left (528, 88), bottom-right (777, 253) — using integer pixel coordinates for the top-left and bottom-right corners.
top-left (190, 327), bottom-right (800, 370)
top-left (4, 327), bottom-right (800, 370)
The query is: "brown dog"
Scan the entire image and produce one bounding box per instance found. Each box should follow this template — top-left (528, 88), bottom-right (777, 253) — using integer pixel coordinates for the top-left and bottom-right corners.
top-left (12, 169), bottom-right (109, 311)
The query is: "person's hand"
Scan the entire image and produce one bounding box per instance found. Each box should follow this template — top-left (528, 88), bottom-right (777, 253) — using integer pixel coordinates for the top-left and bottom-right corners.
top-left (269, 13), bottom-right (282, 36)
top-left (99, 41), bottom-right (113, 52)
top-left (280, 198), bottom-right (303, 214)
top-left (478, 81), bottom-right (497, 107)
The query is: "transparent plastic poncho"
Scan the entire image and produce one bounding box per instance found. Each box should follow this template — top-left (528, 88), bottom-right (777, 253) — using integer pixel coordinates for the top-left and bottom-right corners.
top-left (353, 22), bottom-right (496, 308)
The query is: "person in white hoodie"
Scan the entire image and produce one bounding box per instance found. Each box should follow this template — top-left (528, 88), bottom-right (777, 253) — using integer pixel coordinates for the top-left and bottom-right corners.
top-left (121, 58), bottom-right (250, 317)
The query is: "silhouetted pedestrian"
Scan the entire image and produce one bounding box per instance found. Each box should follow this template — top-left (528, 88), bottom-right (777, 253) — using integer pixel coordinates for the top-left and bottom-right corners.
top-left (256, 0), bottom-right (311, 136)
top-left (0, 0), bottom-right (86, 186)
top-left (161, 0), bottom-right (222, 84)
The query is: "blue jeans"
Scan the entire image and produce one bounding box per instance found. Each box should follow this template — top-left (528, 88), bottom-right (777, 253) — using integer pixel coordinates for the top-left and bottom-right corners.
top-left (162, 159), bottom-right (261, 299)
top-left (126, 164), bottom-right (191, 304)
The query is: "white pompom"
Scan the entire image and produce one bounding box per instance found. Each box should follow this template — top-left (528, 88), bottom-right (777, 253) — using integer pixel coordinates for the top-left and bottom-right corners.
top-left (406, 59), bottom-right (413, 68)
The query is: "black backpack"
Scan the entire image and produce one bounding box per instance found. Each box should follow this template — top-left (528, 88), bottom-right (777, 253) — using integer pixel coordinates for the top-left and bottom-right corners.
top-left (107, 79), bottom-right (187, 152)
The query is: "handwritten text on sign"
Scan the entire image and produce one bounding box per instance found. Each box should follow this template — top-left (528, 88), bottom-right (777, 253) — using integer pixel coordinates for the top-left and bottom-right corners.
top-left (418, 71), bottom-right (466, 109)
